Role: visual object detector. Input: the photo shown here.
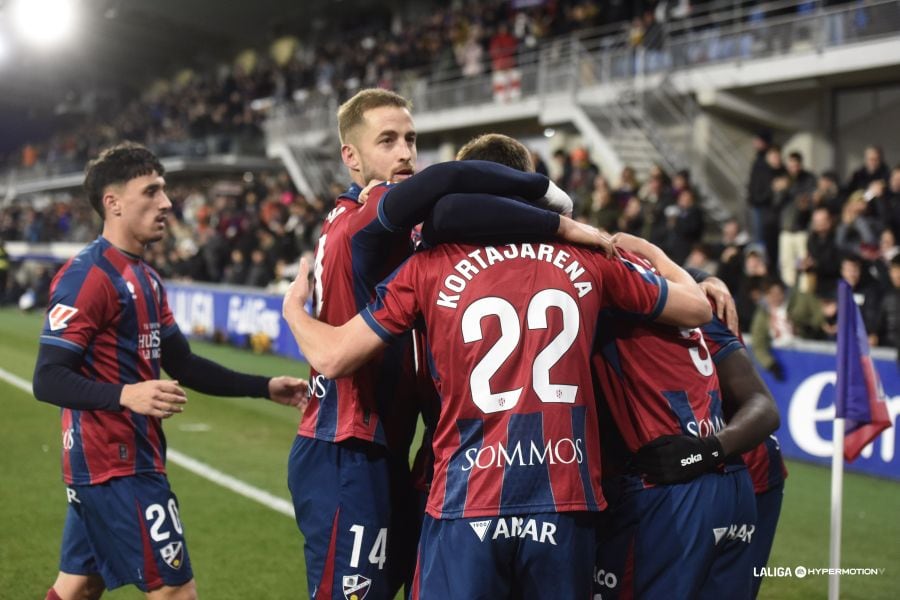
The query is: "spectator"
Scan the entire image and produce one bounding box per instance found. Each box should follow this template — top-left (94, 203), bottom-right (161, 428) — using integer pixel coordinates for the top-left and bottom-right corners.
top-left (642, 171), bottom-right (676, 244)
top-left (835, 191), bottom-right (879, 259)
top-left (617, 195), bottom-right (646, 237)
top-left (709, 218), bottom-right (747, 290)
top-left (245, 248), bottom-right (274, 288)
top-left (870, 165), bottom-right (900, 239)
top-left (840, 254), bottom-right (882, 338)
top-left (762, 145), bottom-right (787, 267)
top-left (750, 278), bottom-right (793, 381)
top-left (530, 148), bottom-right (549, 177)
top-left (777, 151), bottom-right (817, 287)
top-left (802, 207), bottom-right (842, 296)
top-left (567, 147), bottom-right (599, 219)
top-left (223, 249), bottom-right (250, 285)
top-left (585, 174), bottom-right (619, 231)
top-left (747, 131), bottom-right (774, 244)
top-left (736, 244), bottom-right (770, 332)
top-left (875, 256), bottom-right (900, 362)
top-left (614, 166), bottom-right (640, 204)
top-left (812, 170), bottom-right (845, 215)
top-left (660, 187), bottom-right (704, 265)
top-left (846, 145), bottom-right (889, 195)
top-left (489, 23), bottom-right (520, 102)
top-left (685, 244), bottom-right (718, 275)
top-left (550, 148), bottom-right (573, 191)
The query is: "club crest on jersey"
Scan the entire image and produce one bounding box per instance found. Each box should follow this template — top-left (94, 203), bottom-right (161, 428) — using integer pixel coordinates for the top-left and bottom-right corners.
top-left (469, 519), bottom-right (492, 542)
top-left (48, 304), bottom-right (78, 331)
top-left (342, 574), bottom-right (371, 600)
top-left (160, 541), bottom-right (184, 569)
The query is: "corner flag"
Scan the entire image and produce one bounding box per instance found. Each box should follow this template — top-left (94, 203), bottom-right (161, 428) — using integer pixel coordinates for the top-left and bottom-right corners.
top-left (835, 279), bottom-right (892, 461)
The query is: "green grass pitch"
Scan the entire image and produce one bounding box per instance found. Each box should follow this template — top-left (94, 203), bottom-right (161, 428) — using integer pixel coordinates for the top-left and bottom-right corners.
top-left (1, 307), bottom-right (897, 599)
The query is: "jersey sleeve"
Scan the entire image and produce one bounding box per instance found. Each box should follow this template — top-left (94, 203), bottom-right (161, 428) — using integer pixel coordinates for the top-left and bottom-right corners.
top-left (595, 253), bottom-right (669, 321)
top-left (378, 160), bottom-right (551, 233)
top-left (40, 264), bottom-right (116, 355)
top-left (420, 193), bottom-right (559, 246)
top-left (361, 257), bottom-right (422, 343)
top-left (702, 310), bottom-right (745, 365)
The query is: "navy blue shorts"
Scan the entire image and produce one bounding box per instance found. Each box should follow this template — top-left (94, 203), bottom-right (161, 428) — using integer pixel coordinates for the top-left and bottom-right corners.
top-left (288, 435), bottom-right (417, 600)
top-left (412, 512), bottom-right (596, 599)
top-left (59, 473), bottom-right (193, 592)
top-left (596, 468), bottom-right (757, 600)
top-left (750, 481), bottom-right (785, 598)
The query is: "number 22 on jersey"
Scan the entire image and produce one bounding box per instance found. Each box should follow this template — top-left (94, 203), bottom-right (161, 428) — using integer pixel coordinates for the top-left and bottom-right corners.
top-left (462, 289), bottom-right (580, 414)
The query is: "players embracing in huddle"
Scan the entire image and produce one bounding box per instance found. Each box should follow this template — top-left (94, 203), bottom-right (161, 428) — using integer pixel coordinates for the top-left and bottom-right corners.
top-left (282, 91), bottom-right (788, 600)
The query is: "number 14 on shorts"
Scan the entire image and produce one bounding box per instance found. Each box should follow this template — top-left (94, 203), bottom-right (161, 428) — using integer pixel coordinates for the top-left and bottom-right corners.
top-left (349, 524), bottom-right (387, 570)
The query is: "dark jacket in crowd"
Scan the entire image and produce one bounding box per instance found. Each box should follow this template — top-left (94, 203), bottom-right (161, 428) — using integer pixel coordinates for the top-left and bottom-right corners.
top-left (806, 229), bottom-right (842, 296)
top-left (748, 150), bottom-right (774, 208)
top-left (877, 287), bottom-right (900, 353)
top-left (847, 162), bottom-right (890, 195)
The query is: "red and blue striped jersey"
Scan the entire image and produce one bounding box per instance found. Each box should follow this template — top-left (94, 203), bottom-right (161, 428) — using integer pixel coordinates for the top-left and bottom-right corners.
top-left (40, 236), bottom-right (177, 485)
top-left (299, 184), bottom-right (419, 454)
top-left (592, 252), bottom-right (730, 479)
top-left (703, 316), bottom-right (788, 494)
top-left (363, 242), bottom-right (668, 519)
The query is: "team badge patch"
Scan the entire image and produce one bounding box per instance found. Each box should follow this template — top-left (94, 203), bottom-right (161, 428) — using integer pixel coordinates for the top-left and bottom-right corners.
top-left (469, 519), bottom-right (491, 542)
top-left (48, 304), bottom-right (79, 331)
top-left (342, 574), bottom-right (371, 600)
top-left (160, 541), bottom-right (184, 569)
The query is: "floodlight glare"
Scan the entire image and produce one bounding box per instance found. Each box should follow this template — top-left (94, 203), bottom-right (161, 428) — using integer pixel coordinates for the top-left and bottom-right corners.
top-left (11, 0), bottom-right (78, 48)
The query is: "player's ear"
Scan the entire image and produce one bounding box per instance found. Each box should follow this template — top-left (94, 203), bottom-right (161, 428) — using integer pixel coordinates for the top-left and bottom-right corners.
top-left (341, 143), bottom-right (361, 174)
top-left (103, 191), bottom-right (121, 218)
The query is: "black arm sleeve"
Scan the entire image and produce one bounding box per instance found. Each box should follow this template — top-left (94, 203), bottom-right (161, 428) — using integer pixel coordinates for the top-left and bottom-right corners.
top-left (33, 344), bottom-right (123, 411)
top-left (380, 160), bottom-right (551, 231)
top-left (421, 193), bottom-right (560, 246)
top-left (161, 328), bottom-right (270, 398)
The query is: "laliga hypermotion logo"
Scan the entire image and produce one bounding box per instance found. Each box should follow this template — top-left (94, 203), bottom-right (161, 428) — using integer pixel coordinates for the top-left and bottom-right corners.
top-left (342, 574), bottom-right (371, 600)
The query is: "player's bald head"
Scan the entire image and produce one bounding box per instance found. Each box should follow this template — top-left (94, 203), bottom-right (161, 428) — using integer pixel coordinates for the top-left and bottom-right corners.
top-left (456, 134), bottom-right (534, 173)
top-left (338, 89), bottom-right (413, 145)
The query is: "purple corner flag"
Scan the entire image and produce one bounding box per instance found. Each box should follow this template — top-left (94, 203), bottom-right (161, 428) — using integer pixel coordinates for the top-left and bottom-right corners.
top-left (835, 279), bottom-right (892, 461)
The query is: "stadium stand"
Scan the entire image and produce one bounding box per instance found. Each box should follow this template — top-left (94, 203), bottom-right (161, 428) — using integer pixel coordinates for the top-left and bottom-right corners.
top-left (2, 0), bottom-right (900, 358)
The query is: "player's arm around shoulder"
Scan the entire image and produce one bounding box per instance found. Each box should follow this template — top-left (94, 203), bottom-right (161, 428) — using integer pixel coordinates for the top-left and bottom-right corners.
top-left (282, 258), bottom-right (386, 379)
top-left (612, 233), bottom-right (711, 328)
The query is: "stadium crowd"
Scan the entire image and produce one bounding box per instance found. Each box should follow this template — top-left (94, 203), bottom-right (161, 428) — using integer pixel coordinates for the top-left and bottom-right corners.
top-left (1, 0), bottom-right (896, 361)
top-left (1, 0), bottom-right (870, 174)
top-left (3, 139), bottom-right (899, 364)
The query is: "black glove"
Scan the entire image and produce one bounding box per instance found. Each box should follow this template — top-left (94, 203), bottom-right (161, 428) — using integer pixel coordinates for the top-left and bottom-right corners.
top-left (633, 434), bottom-right (725, 485)
top-left (768, 361), bottom-right (785, 381)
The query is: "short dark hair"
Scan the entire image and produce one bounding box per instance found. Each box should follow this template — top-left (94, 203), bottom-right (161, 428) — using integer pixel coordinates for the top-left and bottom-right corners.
top-left (456, 133), bottom-right (534, 172)
top-left (788, 151), bottom-right (803, 163)
top-left (83, 142), bottom-right (164, 218)
top-left (764, 277), bottom-right (786, 293)
top-left (841, 253), bottom-right (863, 267)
